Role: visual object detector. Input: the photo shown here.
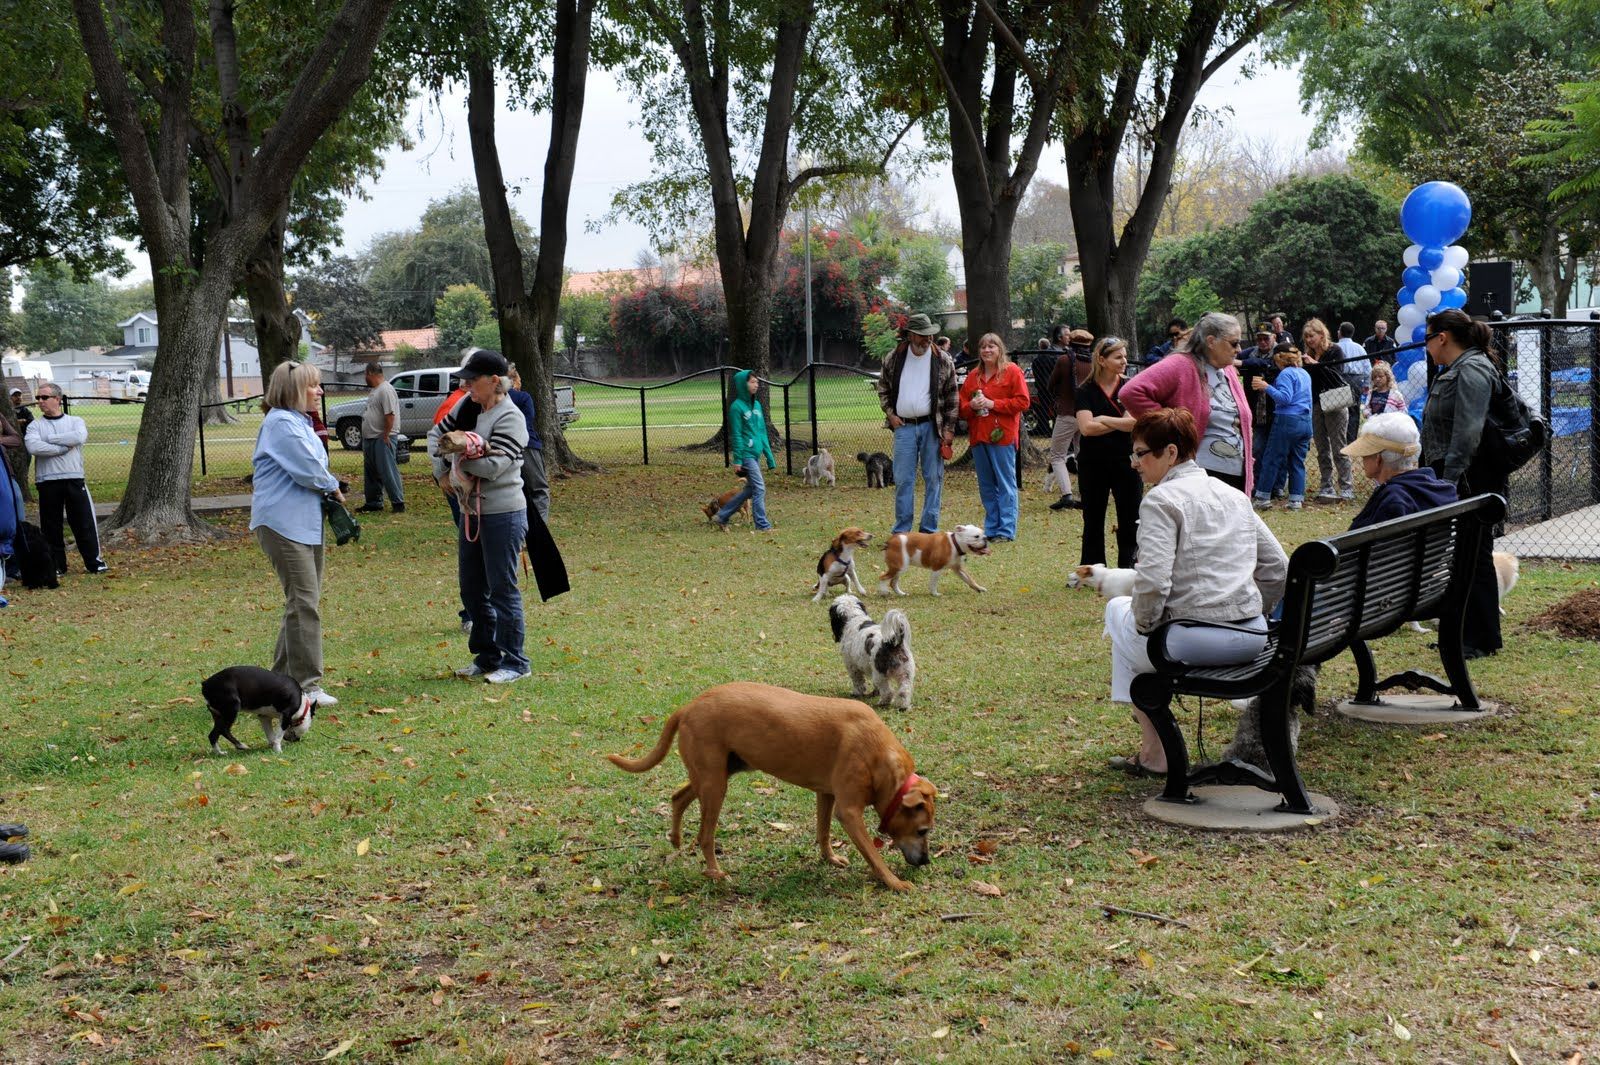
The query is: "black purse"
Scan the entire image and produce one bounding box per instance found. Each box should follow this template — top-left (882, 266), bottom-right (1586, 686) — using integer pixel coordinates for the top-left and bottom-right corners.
top-left (321, 494), bottom-right (361, 545)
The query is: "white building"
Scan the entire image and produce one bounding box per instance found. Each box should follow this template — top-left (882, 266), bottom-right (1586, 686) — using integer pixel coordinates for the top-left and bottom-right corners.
top-left (105, 309), bottom-right (323, 396)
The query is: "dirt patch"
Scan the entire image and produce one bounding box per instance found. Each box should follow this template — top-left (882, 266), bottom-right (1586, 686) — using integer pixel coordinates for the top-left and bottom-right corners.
top-left (1525, 587), bottom-right (1600, 639)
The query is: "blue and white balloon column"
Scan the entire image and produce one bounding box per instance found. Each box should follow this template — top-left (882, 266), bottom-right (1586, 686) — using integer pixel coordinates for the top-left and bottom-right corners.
top-left (1394, 181), bottom-right (1473, 424)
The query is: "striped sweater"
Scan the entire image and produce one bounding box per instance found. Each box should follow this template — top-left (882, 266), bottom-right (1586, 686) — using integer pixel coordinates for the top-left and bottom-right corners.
top-left (427, 395), bottom-right (528, 514)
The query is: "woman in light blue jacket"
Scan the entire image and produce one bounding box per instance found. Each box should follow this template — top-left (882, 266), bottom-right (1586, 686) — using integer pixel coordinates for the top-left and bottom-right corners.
top-left (251, 361), bottom-right (345, 709)
top-left (1250, 344), bottom-right (1314, 511)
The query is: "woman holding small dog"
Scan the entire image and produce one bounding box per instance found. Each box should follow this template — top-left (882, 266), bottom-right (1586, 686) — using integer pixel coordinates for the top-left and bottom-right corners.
top-left (1074, 336), bottom-right (1142, 567)
top-left (251, 361), bottom-right (345, 709)
top-left (1103, 409), bottom-right (1287, 776)
top-left (959, 333), bottom-right (1029, 542)
top-left (429, 350), bottom-right (532, 684)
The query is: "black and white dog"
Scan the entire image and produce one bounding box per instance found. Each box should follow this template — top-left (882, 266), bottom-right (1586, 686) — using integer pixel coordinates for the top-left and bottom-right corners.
top-left (200, 666), bottom-right (315, 754)
top-left (828, 594), bottom-right (915, 710)
top-left (856, 451), bottom-right (894, 489)
top-left (1221, 665), bottom-right (1318, 779)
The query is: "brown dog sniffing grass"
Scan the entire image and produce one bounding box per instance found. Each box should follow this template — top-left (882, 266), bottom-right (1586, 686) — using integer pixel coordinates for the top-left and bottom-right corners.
top-left (605, 682), bottom-right (937, 891)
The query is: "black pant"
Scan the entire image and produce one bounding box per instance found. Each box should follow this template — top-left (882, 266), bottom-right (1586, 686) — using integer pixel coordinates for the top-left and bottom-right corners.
top-left (1078, 457), bottom-right (1142, 567)
top-left (1463, 510), bottom-right (1503, 655)
top-left (37, 478), bottom-right (104, 573)
top-left (1204, 468), bottom-right (1247, 493)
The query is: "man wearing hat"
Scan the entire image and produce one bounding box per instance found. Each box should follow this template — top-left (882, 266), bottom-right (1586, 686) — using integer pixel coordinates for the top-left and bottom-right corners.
top-left (1341, 411), bottom-right (1456, 530)
top-left (874, 313), bottom-right (958, 533)
top-left (1044, 328), bottom-right (1096, 510)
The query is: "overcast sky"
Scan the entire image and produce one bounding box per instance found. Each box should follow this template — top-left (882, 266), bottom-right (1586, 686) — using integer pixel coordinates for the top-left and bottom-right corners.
top-left (330, 48), bottom-right (1325, 273)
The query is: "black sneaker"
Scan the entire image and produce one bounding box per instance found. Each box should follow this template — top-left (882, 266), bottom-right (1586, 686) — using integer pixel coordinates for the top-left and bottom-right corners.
top-left (357, 503), bottom-right (386, 513)
top-left (0, 823), bottom-right (26, 839)
top-left (1048, 495), bottom-right (1079, 511)
top-left (0, 841), bottom-right (27, 864)
top-left (391, 502), bottom-right (406, 513)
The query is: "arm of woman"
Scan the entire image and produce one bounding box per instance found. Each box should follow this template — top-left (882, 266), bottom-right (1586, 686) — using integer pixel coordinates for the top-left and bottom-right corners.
top-left (957, 369), bottom-right (978, 421)
top-left (1250, 512), bottom-right (1289, 613)
top-left (1441, 361), bottom-right (1495, 484)
top-left (1117, 357), bottom-right (1166, 416)
top-left (266, 417), bottom-right (341, 494)
top-left (462, 409), bottom-right (529, 481)
top-left (988, 364), bottom-right (1031, 416)
top-left (1131, 494), bottom-right (1178, 632)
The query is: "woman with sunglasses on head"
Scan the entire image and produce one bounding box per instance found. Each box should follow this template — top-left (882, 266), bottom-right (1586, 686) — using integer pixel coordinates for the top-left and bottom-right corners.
top-left (1420, 307), bottom-right (1505, 659)
top-left (959, 332), bottom-right (1029, 541)
top-left (1121, 311), bottom-right (1255, 495)
top-left (1073, 336), bottom-right (1142, 567)
top-left (1300, 318), bottom-right (1355, 503)
top-left (1102, 408), bottom-right (1288, 776)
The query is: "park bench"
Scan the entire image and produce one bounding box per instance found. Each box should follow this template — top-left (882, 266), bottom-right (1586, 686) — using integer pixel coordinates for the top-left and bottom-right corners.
top-left (1130, 493), bottom-right (1507, 817)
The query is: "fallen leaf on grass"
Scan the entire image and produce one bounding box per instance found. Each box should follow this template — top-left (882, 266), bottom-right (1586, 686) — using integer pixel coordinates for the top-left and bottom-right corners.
top-left (1136, 949), bottom-right (1155, 969)
top-left (361, 964), bottom-right (381, 976)
top-left (1389, 1015), bottom-right (1411, 1041)
top-left (356, 838), bottom-right (370, 857)
top-left (321, 1037), bottom-right (358, 1059)
top-left (975, 839), bottom-right (999, 855)
top-left (118, 881), bottom-right (145, 897)
top-left (766, 822), bottom-right (793, 832)
top-left (223, 763), bottom-right (248, 776)
top-left (931, 1027), bottom-right (950, 1040)
top-left (1507, 1046), bottom-right (1525, 1065)
top-left (520, 1002), bottom-right (554, 1011)
top-left (1152, 1038), bottom-right (1179, 1052)
top-left (970, 881), bottom-right (1003, 898)
top-left (661, 997), bottom-right (683, 1010)
top-left (1127, 848), bottom-right (1160, 867)
top-left (657, 953), bottom-right (673, 967)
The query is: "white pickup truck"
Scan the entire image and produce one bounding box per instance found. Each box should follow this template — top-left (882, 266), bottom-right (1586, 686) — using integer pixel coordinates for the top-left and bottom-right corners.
top-left (327, 365), bottom-right (578, 451)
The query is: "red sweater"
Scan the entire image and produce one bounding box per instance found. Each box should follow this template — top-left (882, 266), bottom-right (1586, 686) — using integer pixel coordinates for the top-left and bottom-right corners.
top-left (958, 361), bottom-right (1030, 447)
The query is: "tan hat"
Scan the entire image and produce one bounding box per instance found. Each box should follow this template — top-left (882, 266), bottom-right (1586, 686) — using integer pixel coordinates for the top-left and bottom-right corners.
top-left (1341, 431), bottom-right (1420, 458)
top-left (1068, 328), bottom-right (1094, 345)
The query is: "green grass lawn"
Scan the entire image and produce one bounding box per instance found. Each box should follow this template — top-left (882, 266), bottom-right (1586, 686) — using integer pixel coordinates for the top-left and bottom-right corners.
top-left (3, 467), bottom-right (1598, 1062)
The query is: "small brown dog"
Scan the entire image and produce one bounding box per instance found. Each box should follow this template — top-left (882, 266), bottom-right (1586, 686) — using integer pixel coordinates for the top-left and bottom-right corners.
top-left (702, 486), bottom-right (751, 527)
top-left (605, 682), bottom-right (937, 891)
top-left (879, 524), bottom-right (990, 596)
top-left (812, 526), bottom-right (872, 601)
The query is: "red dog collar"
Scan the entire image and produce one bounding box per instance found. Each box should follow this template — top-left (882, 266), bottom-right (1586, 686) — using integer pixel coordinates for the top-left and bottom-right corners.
top-left (288, 693), bottom-right (313, 730)
top-left (875, 773), bottom-right (921, 844)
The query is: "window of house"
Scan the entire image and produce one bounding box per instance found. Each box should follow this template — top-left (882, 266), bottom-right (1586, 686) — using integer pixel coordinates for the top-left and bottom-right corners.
top-left (137, 327), bottom-right (151, 345)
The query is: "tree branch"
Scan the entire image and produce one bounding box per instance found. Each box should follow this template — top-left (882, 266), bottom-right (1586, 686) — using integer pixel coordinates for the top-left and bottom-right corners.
top-left (1201, 0), bottom-right (1309, 83)
top-left (910, 0), bottom-right (987, 188)
top-left (973, 0), bottom-right (1040, 87)
top-left (208, 0), bottom-right (251, 212)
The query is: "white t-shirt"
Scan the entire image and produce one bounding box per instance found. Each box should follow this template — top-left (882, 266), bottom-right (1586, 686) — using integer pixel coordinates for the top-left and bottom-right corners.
top-left (896, 347), bottom-right (934, 419)
top-left (1197, 365), bottom-right (1244, 476)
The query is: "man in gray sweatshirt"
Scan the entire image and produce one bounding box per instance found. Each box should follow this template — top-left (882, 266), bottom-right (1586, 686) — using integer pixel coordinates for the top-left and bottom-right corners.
top-left (24, 385), bottom-right (106, 575)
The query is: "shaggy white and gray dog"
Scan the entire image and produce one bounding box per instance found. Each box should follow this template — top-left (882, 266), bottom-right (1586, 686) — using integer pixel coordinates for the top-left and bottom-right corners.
top-left (1221, 665), bottom-right (1318, 777)
top-left (828, 594), bottom-right (915, 710)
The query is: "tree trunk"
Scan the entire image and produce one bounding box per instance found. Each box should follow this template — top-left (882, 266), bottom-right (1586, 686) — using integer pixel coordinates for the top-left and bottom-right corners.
top-left (528, 0), bottom-right (598, 475)
top-left (109, 272), bottom-right (237, 541)
top-left (200, 322), bottom-right (240, 426)
top-left (961, 233), bottom-right (1013, 344)
top-left (243, 206), bottom-right (301, 380)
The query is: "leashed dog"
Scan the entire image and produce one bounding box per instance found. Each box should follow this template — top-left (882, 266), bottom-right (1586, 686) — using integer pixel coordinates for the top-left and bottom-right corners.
top-left (1222, 665), bottom-right (1319, 779)
top-left (701, 484), bottom-right (751, 527)
top-left (812, 527), bottom-right (872, 602)
top-left (1065, 563), bottom-right (1137, 598)
top-left (200, 666), bottom-right (314, 754)
top-left (856, 451), bottom-right (894, 489)
top-left (829, 595), bottom-right (915, 710)
top-left (434, 429), bottom-right (487, 495)
top-left (879, 525), bottom-right (990, 596)
top-left (802, 448), bottom-right (836, 487)
top-left (605, 682), bottom-right (937, 891)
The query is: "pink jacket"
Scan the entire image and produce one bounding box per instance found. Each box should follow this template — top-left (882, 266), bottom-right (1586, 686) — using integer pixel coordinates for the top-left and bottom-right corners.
top-left (1121, 351), bottom-right (1254, 495)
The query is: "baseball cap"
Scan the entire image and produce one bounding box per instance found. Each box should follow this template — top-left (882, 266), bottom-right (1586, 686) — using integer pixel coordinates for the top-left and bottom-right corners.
top-left (458, 349), bottom-right (510, 379)
top-left (1341, 425), bottom-right (1421, 458)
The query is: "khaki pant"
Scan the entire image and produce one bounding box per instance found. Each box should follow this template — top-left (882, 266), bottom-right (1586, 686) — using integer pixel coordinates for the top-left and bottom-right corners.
top-left (255, 525), bottom-right (325, 690)
top-left (1047, 414), bottom-right (1080, 495)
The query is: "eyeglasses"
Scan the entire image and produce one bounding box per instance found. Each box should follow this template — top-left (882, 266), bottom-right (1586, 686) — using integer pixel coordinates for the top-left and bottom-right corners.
top-left (1426, 331), bottom-right (1445, 342)
top-left (1167, 331), bottom-right (1182, 340)
top-left (1131, 446), bottom-right (1154, 459)
top-left (1225, 338), bottom-right (1242, 348)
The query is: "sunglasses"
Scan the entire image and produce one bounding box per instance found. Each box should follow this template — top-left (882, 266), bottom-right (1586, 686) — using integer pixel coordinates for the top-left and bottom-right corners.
top-left (1131, 446), bottom-right (1155, 459)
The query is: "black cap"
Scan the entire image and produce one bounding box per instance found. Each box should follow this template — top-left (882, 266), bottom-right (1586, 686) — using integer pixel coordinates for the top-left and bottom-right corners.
top-left (458, 349), bottom-right (509, 379)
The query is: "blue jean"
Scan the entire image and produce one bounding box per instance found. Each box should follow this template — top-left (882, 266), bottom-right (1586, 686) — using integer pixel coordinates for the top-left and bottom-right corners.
top-left (716, 457), bottom-right (772, 529)
top-left (1254, 412), bottom-right (1312, 502)
top-left (459, 508), bottom-right (529, 675)
top-left (362, 437), bottom-right (404, 506)
top-left (892, 421), bottom-right (944, 533)
top-left (971, 442), bottom-right (1018, 539)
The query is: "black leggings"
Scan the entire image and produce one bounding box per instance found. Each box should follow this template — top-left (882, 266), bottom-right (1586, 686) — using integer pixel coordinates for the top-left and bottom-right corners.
top-left (37, 478), bottom-right (104, 573)
top-left (1078, 457), bottom-right (1142, 567)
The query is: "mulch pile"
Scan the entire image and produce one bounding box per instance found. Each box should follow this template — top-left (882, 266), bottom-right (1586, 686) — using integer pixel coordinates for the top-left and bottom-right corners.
top-left (1525, 586), bottom-right (1600, 639)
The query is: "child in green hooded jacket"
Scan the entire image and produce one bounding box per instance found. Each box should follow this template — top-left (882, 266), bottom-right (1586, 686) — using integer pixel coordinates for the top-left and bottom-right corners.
top-left (713, 368), bottom-right (776, 530)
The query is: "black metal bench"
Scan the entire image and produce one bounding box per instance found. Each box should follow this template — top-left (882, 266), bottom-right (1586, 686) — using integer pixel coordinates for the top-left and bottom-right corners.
top-left (1130, 493), bottom-right (1507, 816)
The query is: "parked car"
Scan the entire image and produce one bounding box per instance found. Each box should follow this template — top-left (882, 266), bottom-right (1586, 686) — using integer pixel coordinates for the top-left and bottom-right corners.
top-left (327, 366), bottom-right (578, 451)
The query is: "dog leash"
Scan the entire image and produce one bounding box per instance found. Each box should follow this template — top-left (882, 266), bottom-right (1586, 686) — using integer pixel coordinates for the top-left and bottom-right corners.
top-left (873, 772), bottom-right (921, 849)
top-left (456, 431), bottom-right (487, 543)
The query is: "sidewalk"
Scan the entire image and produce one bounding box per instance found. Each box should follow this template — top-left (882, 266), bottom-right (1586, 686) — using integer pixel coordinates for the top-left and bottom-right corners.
top-left (92, 493), bottom-right (254, 519)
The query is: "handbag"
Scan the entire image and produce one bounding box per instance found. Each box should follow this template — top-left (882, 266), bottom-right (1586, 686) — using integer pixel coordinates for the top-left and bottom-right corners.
top-left (321, 494), bottom-right (361, 546)
top-left (1318, 382), bottom-right (1353, 414)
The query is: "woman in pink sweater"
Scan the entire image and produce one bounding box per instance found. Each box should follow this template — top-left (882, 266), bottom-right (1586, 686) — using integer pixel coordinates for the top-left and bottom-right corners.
top-left (1120, 312), bottom-right (1254, 496)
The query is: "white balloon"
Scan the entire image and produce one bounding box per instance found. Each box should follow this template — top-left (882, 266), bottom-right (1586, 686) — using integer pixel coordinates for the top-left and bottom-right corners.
top-left (1414, 285), bottom-right (1442, 311)
top-left (1403, 243), bottom-right (1422, 268)
top-left (1397, 303), bottom-right (1425, 332)
top-left (1431, 266), bottom-right (1461, 290)
top-left (1442, 245), bottom-right (1470, 270)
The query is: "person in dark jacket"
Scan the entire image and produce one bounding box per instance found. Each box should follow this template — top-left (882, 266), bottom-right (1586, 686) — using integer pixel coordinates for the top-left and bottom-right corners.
top-left (1343, 411), bottom-right (1457, 530)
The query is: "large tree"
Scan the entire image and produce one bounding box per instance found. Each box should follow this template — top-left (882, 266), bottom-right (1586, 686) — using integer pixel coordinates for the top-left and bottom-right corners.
top-left (610, 0), bottom-right (924, 379)
top-left (70, 0), bottom-right (399, 539)
top-left (1063, 0), bottom-right (1311, 344)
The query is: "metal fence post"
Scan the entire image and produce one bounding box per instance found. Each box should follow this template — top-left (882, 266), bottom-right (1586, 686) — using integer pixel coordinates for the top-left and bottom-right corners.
top-left (720, 367), bottom-right (731, 468)
top-left (783, 382), bottom-right (793, 476)
top-left (1540, 321), bottom-right (1554, 522)
top-left (808, 362), bottom-right (819, 456)
top-left (639, 386), bottom-right (649, 465)
top-left (197, 404), bottom-right (207, 476)
top-left (1590, 325), bottom-right (1600, 506)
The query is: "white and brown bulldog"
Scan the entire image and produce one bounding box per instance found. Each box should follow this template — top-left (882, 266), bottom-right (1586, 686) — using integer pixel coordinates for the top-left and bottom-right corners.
top-left (879, 524), bottom-right (990, 597)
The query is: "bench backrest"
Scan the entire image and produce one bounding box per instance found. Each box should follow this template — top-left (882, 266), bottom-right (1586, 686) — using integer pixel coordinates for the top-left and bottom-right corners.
top-left (1277, 494), bottom-right (1506, 668)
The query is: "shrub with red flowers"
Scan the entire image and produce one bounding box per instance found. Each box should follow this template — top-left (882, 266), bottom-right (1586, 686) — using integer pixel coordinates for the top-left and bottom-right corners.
top-left (770, 226), bottom-right (898, 367)
top-left (609, 283), bottom-right (729, 376)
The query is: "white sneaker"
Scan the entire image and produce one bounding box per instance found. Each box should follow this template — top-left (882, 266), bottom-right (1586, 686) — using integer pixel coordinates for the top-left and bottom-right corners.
top-left (484, 668), bottom-right (528, 684)
top-left (306, 689), bottom-right (339, 707)
top-left (454, 664), bottom-right (487, 678)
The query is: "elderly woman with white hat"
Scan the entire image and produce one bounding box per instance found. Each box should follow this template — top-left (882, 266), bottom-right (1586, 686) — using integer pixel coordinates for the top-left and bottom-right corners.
top-left (1341, 411), bottom-right (1458, 530)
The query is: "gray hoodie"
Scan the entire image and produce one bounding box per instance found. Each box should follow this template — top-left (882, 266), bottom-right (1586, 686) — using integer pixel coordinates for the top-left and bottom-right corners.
top-left (25, 413), bottom-right (89, 482)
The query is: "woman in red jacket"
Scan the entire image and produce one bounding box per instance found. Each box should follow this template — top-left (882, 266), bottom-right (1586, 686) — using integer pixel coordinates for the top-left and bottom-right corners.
top-left (959, 332), bottom-right (1030, 541)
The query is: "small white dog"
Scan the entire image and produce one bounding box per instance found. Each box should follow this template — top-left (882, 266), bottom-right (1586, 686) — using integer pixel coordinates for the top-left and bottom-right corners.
top-left (828, 595), bottom-right (915, 710)
top-left (1406, 550), bottom-right (1520, 633)
top-left (803, 448), bottom-right (836, 487)
top-left (1065, 563), bottom-right (1137, 598)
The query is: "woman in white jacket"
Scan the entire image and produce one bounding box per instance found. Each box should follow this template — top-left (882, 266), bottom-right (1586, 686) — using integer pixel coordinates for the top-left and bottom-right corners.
top-left (1103, 408), bottom-right (1288, 776)
top-left (24, 384), bottom-right (106, 575)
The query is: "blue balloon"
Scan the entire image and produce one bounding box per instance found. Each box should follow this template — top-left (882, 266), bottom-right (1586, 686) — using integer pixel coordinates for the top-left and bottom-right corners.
top-left (1398, 286), bottom-right (1415, 308)
top-left (1412, 324), bottom-right (1428, 343)
top-left (1438, 286), bottom-right (1468, 310)
top-left (1418, 245), bottom-right (1445, 271)
top-left (1401, 182), bottom-right (1472, 246)
top-left (1402, 265), bottom-right (1431, 290)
